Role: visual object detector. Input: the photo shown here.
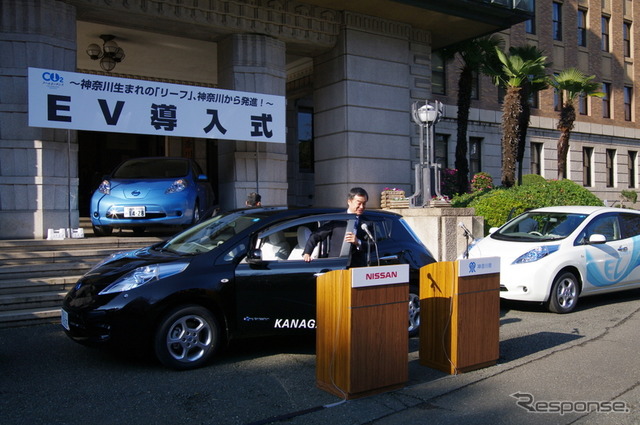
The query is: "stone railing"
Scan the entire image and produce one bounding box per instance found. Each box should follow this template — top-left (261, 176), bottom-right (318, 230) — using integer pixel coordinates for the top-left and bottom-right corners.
top-left (386, 206), bottom-right (484, 262)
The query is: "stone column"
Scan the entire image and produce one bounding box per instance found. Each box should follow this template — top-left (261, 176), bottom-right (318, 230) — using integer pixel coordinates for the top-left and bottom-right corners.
top-left (0, 0), bottom-right (78, 239)
top-left (216, 34), bottom-right (288, 210)
top-left (312, 12), bottom-right (429, 208)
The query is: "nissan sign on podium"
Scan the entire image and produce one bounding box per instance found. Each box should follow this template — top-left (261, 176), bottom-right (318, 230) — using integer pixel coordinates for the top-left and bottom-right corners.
top-left (316, 264), bottom-right (409, 399)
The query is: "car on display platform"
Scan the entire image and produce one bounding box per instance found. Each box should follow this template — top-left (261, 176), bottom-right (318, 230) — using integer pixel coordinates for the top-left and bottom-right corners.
top-left (62, 207), bottom-right (435, 369)
top-left (90, 157), bottom-right (215, 236)
top-left (465, 205), bottom-right (640, 313)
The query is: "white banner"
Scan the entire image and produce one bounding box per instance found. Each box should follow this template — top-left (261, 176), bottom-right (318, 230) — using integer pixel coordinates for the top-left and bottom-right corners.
top-left (458, 256), bottom-right (501, 277)
top-left (351, 264), bottom-right (409, 288)
top-left (28, 68), bottom-right (285, 143)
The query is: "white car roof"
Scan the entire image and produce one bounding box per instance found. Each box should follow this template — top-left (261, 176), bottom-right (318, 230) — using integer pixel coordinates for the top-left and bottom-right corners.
top-left (528, 205), bottom-right (633, 215)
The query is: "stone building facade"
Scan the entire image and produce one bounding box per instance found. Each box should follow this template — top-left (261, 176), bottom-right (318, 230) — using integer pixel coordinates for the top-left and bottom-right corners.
top-left (433, 0), bottom-right (640, 205)
top-left (1, 0), bottom-right (529, 239)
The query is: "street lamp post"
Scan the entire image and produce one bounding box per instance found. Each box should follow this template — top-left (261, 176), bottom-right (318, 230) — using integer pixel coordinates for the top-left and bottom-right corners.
top-left (408, 100), bottom-right (444, 207)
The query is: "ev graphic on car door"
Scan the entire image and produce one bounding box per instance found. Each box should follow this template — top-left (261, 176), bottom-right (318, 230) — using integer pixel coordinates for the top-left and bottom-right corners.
top-left (233, 214), bottom-right (357, 335)
top-left (580, 212), bottom-right (640, 294)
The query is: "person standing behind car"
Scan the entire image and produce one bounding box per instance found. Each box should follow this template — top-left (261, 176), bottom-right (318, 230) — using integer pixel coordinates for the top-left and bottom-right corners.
top-left (302, 187), bottom-right (369, 266)
top-left (246, 192), bottom-right (262, 207)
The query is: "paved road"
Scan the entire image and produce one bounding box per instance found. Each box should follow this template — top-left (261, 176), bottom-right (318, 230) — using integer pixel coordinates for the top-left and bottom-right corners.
top-left (1, 290), bottom-right (639, 425)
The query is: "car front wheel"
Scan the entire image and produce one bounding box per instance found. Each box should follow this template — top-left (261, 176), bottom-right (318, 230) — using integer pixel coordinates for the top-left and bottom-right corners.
top-left (408, 287), bottom-right (420, 337)
top-left (92, 225), bottom-right (112, 236)
top-left (547, 271), bottom-right (579, 314)
top-left (154, 305), bottom-right (221, 370)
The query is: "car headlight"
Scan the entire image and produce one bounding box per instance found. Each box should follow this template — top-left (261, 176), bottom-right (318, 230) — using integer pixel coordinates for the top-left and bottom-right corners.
top-left (166, 178), bottom-right (188, 194)
top-left (98, 179), bottom-right (111, 195)
top-left (512, 245), bottom-right (560, 264)
top-left (99, 262), bottom-right (189, 295)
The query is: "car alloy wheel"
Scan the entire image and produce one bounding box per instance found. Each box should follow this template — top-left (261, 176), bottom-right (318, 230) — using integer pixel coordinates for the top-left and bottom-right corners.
top-left (547, 271), bottom-right (579, 314)
top-left (92, 225), bottom-right (113, 237)
top-left (408, 288), bottom-right (420, 337)
top-left (154, 305), bottom-right (220, 370)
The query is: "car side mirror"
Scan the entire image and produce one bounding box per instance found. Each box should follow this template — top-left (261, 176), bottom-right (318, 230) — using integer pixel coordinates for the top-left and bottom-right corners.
top-left (588, 234), bottom-right (607, 244)
top-left (247, 248), bottom-right (264, 265)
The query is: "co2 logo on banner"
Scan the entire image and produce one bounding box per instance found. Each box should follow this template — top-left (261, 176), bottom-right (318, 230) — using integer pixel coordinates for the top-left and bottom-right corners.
top-left (41, 71), bottom-right (64, 89)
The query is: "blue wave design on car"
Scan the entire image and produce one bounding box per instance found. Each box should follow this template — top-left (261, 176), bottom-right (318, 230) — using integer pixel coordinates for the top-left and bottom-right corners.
top-left (585, 236), bottom-right (640, 287)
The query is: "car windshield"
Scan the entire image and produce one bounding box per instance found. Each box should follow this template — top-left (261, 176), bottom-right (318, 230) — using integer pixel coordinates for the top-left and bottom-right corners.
top-left (112, 158), bottom-right (189, 179)
top-left (492, 211), bottom-right (588, 242)
top-left (158, 212), bottom-right (264, 255)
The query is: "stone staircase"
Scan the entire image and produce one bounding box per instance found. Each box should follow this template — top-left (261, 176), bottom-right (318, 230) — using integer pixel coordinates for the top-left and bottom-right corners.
top-left (0, 221), bottom-right (168, 328)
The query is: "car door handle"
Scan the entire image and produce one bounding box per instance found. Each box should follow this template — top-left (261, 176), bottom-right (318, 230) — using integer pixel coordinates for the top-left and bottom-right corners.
top-left (618, 246), bottom-right (629, 252)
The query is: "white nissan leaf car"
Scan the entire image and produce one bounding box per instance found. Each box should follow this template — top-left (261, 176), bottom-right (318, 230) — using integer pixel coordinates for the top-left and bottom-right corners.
top-left (465, 206), bottom-right (640, 313)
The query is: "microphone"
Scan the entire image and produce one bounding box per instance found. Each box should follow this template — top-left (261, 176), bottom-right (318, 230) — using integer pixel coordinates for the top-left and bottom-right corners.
top-left (361, 223), bottom-right (374, 240)
top-left (360, 223), bottom-right (379, 266)
top-left (458, 222), bottom-right (474, 241)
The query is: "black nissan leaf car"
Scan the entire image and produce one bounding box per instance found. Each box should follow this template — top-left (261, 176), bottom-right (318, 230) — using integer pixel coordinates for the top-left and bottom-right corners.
top-left (62, 207), bottom-right (435, 370)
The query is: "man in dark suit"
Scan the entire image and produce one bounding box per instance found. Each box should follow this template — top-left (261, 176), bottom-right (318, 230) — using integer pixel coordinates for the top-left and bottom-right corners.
top-left (302, 187), bottom-right (369, 267)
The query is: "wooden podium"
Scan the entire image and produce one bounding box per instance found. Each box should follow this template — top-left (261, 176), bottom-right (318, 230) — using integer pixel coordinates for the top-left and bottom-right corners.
top-left (419, 258), bottom-right (500, 374)
top-left (316, 266), bottom-right (409, 399)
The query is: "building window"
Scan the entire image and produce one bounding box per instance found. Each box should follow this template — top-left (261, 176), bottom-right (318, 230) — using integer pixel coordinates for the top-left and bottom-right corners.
top-left (583, 147), bottom-right (593, 187)
top-left (578, 9), bottom-right (587, 47)
top-left (624, 86), bottom-right (633, 121)
top-left (623, 22), bottom-right (632, 58)
top-left (470, 71), bottom-right (479, 100)
top-left (432, 52), bottom-right (446, 95)
top-left (434, 134), bottom-right (449, 171)
top-left (578, 93), bottom-right (588, 115)
top-left (602, 82), bottom-right (612, 118)
top-left (528, 91), bottom-right (539, 109)
top-left (553, 78), bottom-right (564, 112)
top-left (297, 108), bottom-right (314, 172)
top-left (629, 151), bottom-right (637, 188)
top-left (552, 2), bottom-right (563, 41)
top-left (469, 137), bottom-right (482, 177)
top-left (531, 142), bottom-right (543, 175)
top-left (601, 16), bottom-right (610, 52)
top-left (525, 0), bottom-right (536, 34)
top-left (497, 85), bottom-right (506, 104)
top-left (606, 149), bottom-right (616, 188)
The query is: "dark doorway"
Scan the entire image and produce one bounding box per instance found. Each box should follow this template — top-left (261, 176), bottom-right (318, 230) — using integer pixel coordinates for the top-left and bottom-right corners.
top-left (77, 131), bottom-right (164, 216)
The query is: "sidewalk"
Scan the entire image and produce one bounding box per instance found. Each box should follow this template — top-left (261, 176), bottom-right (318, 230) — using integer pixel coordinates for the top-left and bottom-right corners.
top-left (247, 302), bottom-right (640, 425)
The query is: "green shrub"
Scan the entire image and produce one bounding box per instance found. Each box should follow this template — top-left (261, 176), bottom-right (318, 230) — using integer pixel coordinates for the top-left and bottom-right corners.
top-left (462, 179), bottom-right (603, 234)
top-left (440, 168), bottom-right (459, 198)
top-left (521, 173), bottom-right (547, 186)
top-left (621, 190), bottom-right (637, 204)
top-left (470, 172), bottom-right (494, 192)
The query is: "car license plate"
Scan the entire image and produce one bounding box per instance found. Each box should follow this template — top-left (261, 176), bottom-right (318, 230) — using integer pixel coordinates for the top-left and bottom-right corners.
top-left (61, 309), bottom-right (69, 331)
top-left (124, 206), bottom-right (146, 217)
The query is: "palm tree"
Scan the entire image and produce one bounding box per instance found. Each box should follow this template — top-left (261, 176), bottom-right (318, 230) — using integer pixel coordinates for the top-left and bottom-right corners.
top-left (551, 68), bottom-right (604, 180)
top-left (508, 46), bottom-right (550, 185)
top-left (486, 47), bottom-right (548, 187)
top-left (439, 36), bottom-right (503, 195)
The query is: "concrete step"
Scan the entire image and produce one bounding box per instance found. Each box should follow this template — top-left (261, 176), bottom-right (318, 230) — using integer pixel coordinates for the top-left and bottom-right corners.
top-left (0, 260), bottom-right (101, 280)
top-left (0, 229), bottom-right (165, 328)
top-left (0, 290), bottom-right (66, 311)
top-left (0, 247), bottom-right (127, 266)
top-left (0, 306), bottom-right (61, 329)
top-left (0, 276), bottom-right (81, 295)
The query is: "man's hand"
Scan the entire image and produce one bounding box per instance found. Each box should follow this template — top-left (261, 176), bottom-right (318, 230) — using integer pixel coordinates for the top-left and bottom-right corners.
top-left (345, 232), bottom-right (360, 247)
top-left (303, 253), bottom-right (312, 262)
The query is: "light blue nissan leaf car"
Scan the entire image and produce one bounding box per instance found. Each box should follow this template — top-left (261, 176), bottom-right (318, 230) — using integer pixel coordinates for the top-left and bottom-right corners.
top-left (90, 157), bottom-right (215, 236)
